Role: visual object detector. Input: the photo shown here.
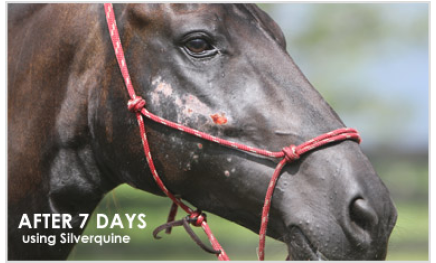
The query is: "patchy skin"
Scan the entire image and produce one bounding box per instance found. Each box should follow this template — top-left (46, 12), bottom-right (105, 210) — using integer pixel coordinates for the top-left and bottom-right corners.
top-left (156, 82), bottom-right (173, 97)
top-left (181, 94), bottom-right (212, 117)
top-left (150, 76), bottom-right (173, 104)
top-left (150, 90), bottom-right (160, 105)
top-left (178, 93), bottom-right (215, 125)
top-left (174, 97), bottom-right (183, 108)
top-left (151, 78), bottom-right (227, 126)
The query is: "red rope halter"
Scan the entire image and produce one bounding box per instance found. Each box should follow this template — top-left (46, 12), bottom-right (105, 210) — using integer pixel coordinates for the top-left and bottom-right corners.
top-left (104, 4), bottom-right (361, 261)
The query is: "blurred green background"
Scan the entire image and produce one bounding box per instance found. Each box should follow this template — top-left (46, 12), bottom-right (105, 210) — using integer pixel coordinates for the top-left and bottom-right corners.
top-left (68, 3), bottom-right (428, 261)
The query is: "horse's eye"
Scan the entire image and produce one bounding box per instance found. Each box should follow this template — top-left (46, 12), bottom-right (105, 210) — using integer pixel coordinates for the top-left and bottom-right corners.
top-left (185, 38), bottom-right (213, 54)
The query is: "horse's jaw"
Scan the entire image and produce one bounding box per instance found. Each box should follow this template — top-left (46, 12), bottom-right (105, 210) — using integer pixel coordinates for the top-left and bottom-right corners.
top-left (284, 227), bottom-right (329, 261)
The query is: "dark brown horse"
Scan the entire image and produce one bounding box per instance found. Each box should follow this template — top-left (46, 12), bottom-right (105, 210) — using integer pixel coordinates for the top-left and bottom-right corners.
top-left (8, 4), bottom-right (397, 260)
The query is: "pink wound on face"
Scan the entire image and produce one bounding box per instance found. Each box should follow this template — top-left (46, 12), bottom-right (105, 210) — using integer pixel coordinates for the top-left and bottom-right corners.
top-left (210, 113), bottom-right (228, 125)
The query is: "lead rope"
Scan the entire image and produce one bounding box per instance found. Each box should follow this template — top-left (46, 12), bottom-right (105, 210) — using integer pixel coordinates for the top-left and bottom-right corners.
top-left (104, 3), bottom-right (361, 261)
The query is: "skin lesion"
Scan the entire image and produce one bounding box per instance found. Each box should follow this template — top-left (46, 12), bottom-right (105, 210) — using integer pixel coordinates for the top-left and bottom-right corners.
top-left (210, 112), bottom-right (227, 125)
top-left (151, 77), bottom-right (231, 127)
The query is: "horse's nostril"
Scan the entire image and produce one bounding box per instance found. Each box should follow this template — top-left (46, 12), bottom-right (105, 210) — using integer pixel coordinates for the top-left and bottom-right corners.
top-left (349, 198), bottom-right (379, 231)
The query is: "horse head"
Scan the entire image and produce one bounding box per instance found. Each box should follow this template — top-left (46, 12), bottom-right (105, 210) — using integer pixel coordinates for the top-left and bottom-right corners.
top-left (98, 4), bottom-right (397, 260)
top-left (8, 3), bottom-right (397, 260)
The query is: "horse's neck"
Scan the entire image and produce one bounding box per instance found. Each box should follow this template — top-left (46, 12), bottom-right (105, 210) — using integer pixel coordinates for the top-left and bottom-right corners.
top-left (8, 5), bottom-right (118, 259)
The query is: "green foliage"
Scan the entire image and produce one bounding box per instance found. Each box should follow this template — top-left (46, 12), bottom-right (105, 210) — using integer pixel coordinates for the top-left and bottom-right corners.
top-left (387, 204), bottom-right (428, 260)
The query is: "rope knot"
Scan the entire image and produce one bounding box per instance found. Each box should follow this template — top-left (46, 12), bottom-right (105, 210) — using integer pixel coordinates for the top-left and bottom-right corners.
top-left (189, 210), bottom-right (206, 227)
top-left (127, 96), bottom-right (146, 112)
top-left (282, 145), bottom-right (300, 163)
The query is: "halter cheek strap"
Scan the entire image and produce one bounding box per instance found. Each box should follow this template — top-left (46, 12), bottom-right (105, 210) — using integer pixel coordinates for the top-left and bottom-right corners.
top-left (104, 3), bottom-right (361, 261)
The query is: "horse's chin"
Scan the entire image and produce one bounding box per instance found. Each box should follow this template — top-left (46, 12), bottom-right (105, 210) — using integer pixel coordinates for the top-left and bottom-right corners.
top-left (285, 227), bottom-right (328, 261)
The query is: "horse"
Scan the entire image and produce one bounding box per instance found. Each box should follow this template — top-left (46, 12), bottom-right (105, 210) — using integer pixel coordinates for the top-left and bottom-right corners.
top-left (8, 3), bottom-right (397, 260)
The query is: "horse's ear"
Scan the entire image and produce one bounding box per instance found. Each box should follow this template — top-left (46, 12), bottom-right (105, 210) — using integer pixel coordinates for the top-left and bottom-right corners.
top-left (245, 4), bottom-right (287, 49)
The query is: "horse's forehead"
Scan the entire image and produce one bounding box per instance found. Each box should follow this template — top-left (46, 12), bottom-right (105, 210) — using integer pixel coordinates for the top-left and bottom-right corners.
top-left (167, 3), bottom-right (212, 13)
top-left (128, 4), bottom-right (252, 22)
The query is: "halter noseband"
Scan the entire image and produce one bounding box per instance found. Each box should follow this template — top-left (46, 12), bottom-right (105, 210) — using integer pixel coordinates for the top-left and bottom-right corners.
top-left (104, 4), bottom-right (361, 261)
